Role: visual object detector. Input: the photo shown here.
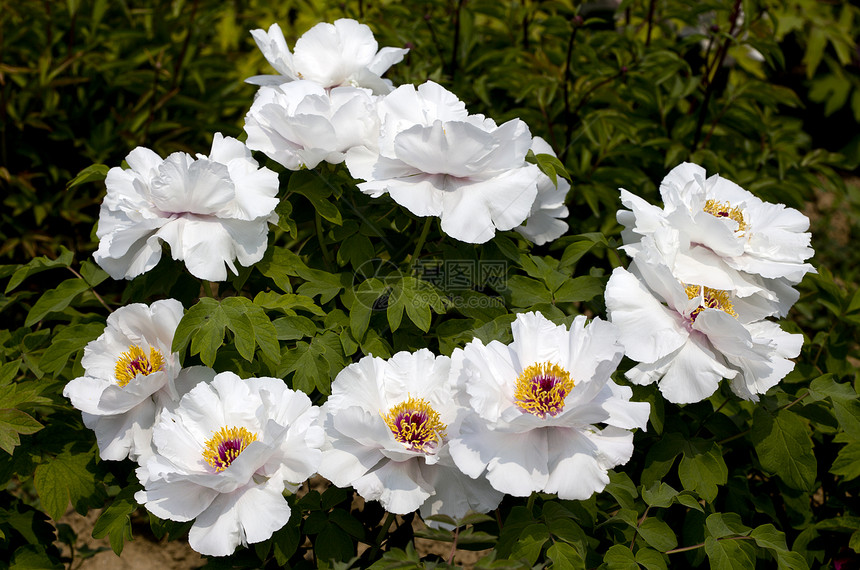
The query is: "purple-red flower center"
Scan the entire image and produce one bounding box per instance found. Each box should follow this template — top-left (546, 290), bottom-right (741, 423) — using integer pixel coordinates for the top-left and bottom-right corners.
top-left (114, 345), bottom-right (164, 387)
top-left (382, 397), bottom-right (446, 453)
top-left (514, 362), bottom-right (574, 418)
top-left (202, 426), bottom-right (258, 472)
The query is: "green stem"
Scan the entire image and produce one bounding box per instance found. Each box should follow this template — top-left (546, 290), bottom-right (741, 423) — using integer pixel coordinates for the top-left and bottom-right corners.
top-left (370, 512), bottom-right (397, 559)
top-left (410, 218), bottom-right (434, 268)
top-left (316, 211), bottom-right (333, 269)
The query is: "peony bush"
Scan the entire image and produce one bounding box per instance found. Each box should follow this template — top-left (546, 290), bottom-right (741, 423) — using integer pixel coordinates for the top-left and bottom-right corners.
top-left (3, 1), bottom-right (860, 569)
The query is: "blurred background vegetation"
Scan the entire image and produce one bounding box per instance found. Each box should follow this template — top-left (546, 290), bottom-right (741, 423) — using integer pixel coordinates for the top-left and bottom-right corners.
top-left (2, 0), bottom-right (860, 567)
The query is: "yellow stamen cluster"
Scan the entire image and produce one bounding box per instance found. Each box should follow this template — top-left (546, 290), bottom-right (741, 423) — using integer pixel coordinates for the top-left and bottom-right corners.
top-left (382, 397), bottom-right (447, 453)
top-left (202, 426), bottom-right (258, 472)
top-left (114, 345), bottom-right (165, 387)
top-left (514, 362), bottom-right (575, 418)
top-left (703, 199), bottom-right (746, 233)
top-left (684, 284), bottom-right (738, 322)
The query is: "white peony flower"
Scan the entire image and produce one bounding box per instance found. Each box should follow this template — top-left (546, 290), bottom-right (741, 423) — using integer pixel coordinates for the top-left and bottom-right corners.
top-left (63, 300), bottom-right (210, 462)
top-left (618, 162), bottom-right (814, 315)
top-left (244, 81), bottom-right (379, 170)
top-left (135, 372), bottom-right (323, 557)
top-left (247, 19), bottom-right (408, 94)
top-left (93, 133), bottom-right (279, 282)
top-left (317, 349), bottom-right (503, 522)
top-left (345, 81), bottom-right (542, 244)
top-left (448, 312), bottom-right (650, 500)
top-left (604, 237), bottom-right (803, 404)
top-left (515, 137), bottom-right (570, 245)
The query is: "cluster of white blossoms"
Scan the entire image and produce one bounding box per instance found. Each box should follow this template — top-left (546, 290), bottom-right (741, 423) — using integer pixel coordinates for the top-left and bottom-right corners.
top-left (243, 19), bottom-right (570, 245)
top-left (72, 16), bottom-right (815, 561)
top-left (64, 304), bottom-right (646, 555)
top-left (605, 163), bottom-right (813, 404)
top-left (319, 311), bottom-right (648, 520)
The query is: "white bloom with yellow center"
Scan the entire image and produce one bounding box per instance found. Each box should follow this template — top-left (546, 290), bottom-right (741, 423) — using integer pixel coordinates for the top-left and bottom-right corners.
top-left (62, 300), bottom-right (202, 461)
top-left (318, 349), bottom-right (503, 522)
top-left (247, 19), bottom-right (408, 94)
top-left (93, 133), bottom-right (279, 282)
top-left (135, 372), bottom-right (323, 557)
top-left (618, 162), bottom-right (814, 316)
top-left (605, 236), bottom-right (803, 404)
top-left (448, 312), bottom-right (650, 500)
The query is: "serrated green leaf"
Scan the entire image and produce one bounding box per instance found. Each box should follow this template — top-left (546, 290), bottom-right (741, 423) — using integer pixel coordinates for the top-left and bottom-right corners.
top-left (34, 449), bottom-right (99, 520)
top-left (0, 409), bottom-right (44, 454)
top-left (808, 375), bottom-right (860, 438)
top-left (25, 278), bottom-right (91, 326)
top-left (752, 408), bottom-right (817, 491)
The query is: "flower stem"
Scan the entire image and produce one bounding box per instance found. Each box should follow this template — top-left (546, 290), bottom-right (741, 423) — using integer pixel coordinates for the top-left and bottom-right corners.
top-left (447, 524), bottom-right (460, 565)
top-left (410, 217), bottom-right (434, 268)
top-left (370, 512), bottom-right (397, 559)
top-left (66, 266), bottom-right (112, 313)
top-left (316, 211), bottom-right (333, 269)
top-left (665, 535), bottom-right (754, 555)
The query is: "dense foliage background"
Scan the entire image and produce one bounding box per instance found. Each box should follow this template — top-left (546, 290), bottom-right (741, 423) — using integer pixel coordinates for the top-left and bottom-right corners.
top-left (2, 0), bottom-right (860, 568)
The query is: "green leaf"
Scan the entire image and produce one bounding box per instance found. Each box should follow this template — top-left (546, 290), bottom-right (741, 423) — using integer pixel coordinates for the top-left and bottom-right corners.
top-left (92, 484), bottom-right (140, 556)
top-left (832, 439), bottom-right (860, 480)
top-left (314, 522), bottom-right (353, 561)
top-left (750, 524), bottom-right (788, 554)
top-left (808, 375), bottom-right (860, 438)
top-left (751, 408), bottom-right (817, 491)
top-left (5, 246), bottom-right (74, 293)
top-left (507, 275), bottom-right (552, 306)
top-left (606, 470), bottom-right (639, 510)
top-left (642, 482), bottom-right (679, 508)
top-left (40, 323), bottom-right (104, 375)
top-left (704, 536), bottom-right (756, 570)
top-left (34, 448), bottom-right (100, 520)
top-left (288, 170), bottom-right (343, 225)
top-left (67, 164), bottom-right (109, 189)
top-left (635, 547), bottom-right (668, 570)
top-left (553, 275), bottom-right (604, 303)
top-left (546, 541), bottom-right (584, 570)
top-left (705, 513), bottom-right (751, 539)
top-left (0, 409), bottom-right (44, 454)
top-left (604, 544), bottom-right (638, 569)
top-left (678, 442), bottom-right (728, 502)
top-left (637, 518), bottom-right (678, 552)
top-left (511, 524), bottom-right (549, 566)
top-left (25, 278), bottom-right (91, 326)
